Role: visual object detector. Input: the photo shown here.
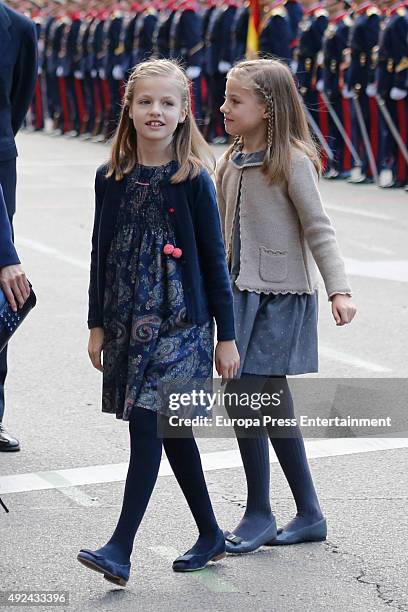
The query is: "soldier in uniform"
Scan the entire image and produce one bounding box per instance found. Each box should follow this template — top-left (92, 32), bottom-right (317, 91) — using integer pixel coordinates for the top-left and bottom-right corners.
top-left (132, 0), bottom-right (158, 65)
top-left (120, 2), bottom-right (141, 77)
top-left (285, 0), bottom-right (303, 59)
top-left (321, 0), bottom-right (354, 178)
top-left (30, 2), bottom-right (45, 131)
top-left (376, 0), bottom-right (408, 188)
top-left (77, 3), bottom-right (97, 138)
top-left (90, 4), bottom-right (111, 140)
top-left (295, 1), bottom-right (329, 163)
top-left (46, 2), bottom-right (66, 133)
top-left (104, 2), bottom-right (126, 138)
top-left (201, 0), bottom-right (217, 138)
top-left (169, 0), bottom-right (205, 123)
top-left (346, 0), bottom-right (382, 183)
top-left (259, 0), bottom-right (292, 63)
top-left (231, 0), bottom-right (249, 64)
top-left (204, 0), bottom-right (238, 143)
top-left (153, 0), bottom-right (176, 59)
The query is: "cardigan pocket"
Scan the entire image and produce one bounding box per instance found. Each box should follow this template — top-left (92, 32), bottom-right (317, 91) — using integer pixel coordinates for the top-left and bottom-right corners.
top-left (259, 246), bottom-right (288, 282)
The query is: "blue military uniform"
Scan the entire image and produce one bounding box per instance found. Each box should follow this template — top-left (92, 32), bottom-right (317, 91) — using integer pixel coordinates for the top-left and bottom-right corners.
top-left (285, 0), bottom-right (303, 58)
top-left (204, 0), bottom-right (238, 142)
top-left (295, 2), bottom-right (329, 160)
top-left (169, 0), bottom-right (204, 122)
top-left (346, 1), bottom-right (381, 181)
top-left (31, 11), bottom-right (44, 130)
top-left (120, 4), bottom-right (140, 75)
top-left (47, 13), bottom-right (66, 132)
top-left (90, 9), bottom-right (110, 139)
top-left (231, 2), bottom-right (249, 64)
top-left (133, 6), bottom-right (158, 65)
top-left (322, 8), bottom-right (354, 177)
top-left (259, 0), bottom-right (292, 63)
top-left (104, 8), bottom-right (125, 137)
top-left (377, 2), bottom-right (408, 187)
top-left (153, 0), bottom-right (176, 59)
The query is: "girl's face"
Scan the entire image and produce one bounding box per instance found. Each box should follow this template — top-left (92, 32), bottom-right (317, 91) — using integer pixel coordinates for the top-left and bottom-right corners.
top-left (129, 77), bottom-right (187, 144)
top-left (220, 76), bottom-right (268, 138)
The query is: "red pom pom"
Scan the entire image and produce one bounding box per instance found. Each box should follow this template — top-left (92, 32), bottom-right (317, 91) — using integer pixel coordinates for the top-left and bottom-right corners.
top-left (163, 244), bottom-right (174, 255)
top-left (172, 247), bottom-right (182, 259)
top-left (168, 207), bottom-right (175, 214)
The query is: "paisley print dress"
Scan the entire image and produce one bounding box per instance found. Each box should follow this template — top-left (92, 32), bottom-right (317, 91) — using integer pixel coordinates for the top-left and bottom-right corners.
top-left (102, 162), bottom-right (214, 421)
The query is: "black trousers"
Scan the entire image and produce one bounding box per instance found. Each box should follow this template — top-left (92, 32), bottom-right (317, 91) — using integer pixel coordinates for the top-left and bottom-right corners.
top-left (0, 157), bottom-right (17, 422)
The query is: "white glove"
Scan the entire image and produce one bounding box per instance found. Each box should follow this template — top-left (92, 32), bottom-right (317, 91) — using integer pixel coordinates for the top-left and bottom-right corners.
top-left (290, 60), bottom-right (298, 74)
top-left (98, 68), bottom-right (106, 80)
top-left (56, 66), bottom-right (64, 77)
top-left (342, 85), bottom-right (354, 99)
top-left (316, 79), bottom-right (324, 92)
top-left (390, 87), bottom-right (407, 100)
top-left (90, 69), bottom-right (97, 78)
top-left (38, 66), bottom-right (43, 75)
top-left (218, 61), bottom-right (232, 74)
top-left (186, 66), bottom-right (202, 80)
top-left (74, 70), bottom-right (84, 79)
top-left (112, 65), bottom-right (124, 80)
top-left (366, 83), bottom-right (377, 97)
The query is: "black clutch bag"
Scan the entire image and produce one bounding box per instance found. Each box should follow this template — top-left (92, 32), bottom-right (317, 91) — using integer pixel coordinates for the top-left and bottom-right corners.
top-left (0, 283), bottom-right (37, 353)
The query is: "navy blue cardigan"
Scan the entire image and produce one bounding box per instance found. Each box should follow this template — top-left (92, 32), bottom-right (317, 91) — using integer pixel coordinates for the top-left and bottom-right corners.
top-left (88, 162), bottom-right (235, 341)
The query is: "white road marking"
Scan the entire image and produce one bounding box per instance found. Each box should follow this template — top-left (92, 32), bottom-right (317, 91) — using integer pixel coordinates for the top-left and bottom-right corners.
top-left (38, 471), bottom-right (99, 507)
top-left (150, 546), bottom-right (237, 593)
top-left (15, 237), bottom-right (89, 270)
top-left (345, 238), bottom-right (395, 257)
top-left (344, 258), bottom-right (408, 283)
top-left (1, 438), bottom-right (407, 496)
top-left (325, 203), bottom-right (393, 221)
top-left (319, 345), bottom-right (392, 374)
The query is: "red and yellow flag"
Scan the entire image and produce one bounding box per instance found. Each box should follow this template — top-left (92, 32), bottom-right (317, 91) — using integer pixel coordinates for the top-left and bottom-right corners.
top-left (246, 0), bottom-right (261, 58)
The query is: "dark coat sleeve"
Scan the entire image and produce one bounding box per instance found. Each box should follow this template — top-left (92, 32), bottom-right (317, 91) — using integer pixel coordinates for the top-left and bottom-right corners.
top-left (87, 167), bottom-right (107, 329)
top-left (192, 171), bottom-right (235, 341)
top-left (0, 185), bottom-right (20, 268)
top-left (10, 20), bottom-right (38, 136)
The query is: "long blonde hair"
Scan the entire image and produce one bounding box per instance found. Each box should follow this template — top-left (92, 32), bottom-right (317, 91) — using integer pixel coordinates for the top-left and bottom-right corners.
top-left (225, 59), bottom-right (322, 183)
top-left (107, 59), bottom-right (215, 182)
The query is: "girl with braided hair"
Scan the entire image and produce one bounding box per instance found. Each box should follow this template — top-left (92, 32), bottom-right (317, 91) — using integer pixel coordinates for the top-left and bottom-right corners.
top-left (217, 58), bottom-right (356, 553)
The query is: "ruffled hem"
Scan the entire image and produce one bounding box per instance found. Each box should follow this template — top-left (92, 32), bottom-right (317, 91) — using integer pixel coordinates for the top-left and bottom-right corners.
top-left (234, 280), bottom-right (320, 296)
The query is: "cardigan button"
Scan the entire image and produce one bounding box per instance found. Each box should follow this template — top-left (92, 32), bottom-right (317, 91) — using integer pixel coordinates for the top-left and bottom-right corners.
top-left (172, 247), bottom-right (183, 259)
top-left (168, 207), bottom-right (175, 214)
top-left (163, 243), bottom-right (175, 255)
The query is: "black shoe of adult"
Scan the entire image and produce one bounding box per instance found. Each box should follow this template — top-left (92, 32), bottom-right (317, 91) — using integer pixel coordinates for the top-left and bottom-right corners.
top-left (0, 423), bottom-right (20, 452)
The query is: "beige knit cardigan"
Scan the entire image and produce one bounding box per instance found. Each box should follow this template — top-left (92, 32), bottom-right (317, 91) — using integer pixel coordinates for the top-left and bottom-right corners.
top-left (215, 148), bottom-right (352, 299)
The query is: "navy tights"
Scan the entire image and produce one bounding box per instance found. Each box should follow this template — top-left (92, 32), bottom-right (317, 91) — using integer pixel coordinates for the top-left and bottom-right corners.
top-left (225, 375), bottom-right (323, 539)
top-left (94, 406), bottom-right (220, 564)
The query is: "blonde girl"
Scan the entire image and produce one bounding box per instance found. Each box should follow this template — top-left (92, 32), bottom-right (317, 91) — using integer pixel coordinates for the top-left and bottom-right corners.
top-left (77, 59), bottom-right (240, 585)
top-left (216, 58), bottom-right (356, 553)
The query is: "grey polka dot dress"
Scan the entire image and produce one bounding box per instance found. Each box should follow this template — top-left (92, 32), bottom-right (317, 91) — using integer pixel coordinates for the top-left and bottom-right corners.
top-left (230, 150), bottom-right (318, 378)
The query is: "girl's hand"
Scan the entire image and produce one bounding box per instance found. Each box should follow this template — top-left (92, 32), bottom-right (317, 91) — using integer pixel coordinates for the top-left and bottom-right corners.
top-left (215, 340), bottom-right (240, 379)
top-left (88, 327), bottom-right (104, 372)
top-left (331, 294), bottom-right (357, 326)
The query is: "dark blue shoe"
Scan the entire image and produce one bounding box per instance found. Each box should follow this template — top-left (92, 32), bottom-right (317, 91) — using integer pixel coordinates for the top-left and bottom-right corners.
top-left (77, 549), bottom-right (131, 587)
top-left (224, 516), bottom-right (277, 554)
top-left (172, 531), bottom-right (226, 572)
top-left (267, 518), bottom-right (327, 545)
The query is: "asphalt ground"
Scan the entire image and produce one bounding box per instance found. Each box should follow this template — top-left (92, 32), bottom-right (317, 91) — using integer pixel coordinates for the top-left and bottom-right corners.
top-left (0, 131), bottom-right (407, 612)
